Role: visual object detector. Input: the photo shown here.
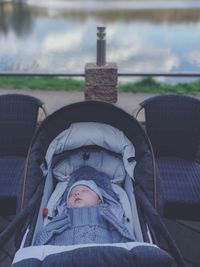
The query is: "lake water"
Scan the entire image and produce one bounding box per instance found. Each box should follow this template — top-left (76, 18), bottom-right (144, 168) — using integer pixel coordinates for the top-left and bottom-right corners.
top-left (0, 0), bottom-right (200, 83)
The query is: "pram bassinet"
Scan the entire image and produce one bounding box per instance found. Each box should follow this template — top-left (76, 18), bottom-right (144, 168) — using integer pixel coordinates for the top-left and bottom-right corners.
top-left (0, 101), bottom-right (185, 267)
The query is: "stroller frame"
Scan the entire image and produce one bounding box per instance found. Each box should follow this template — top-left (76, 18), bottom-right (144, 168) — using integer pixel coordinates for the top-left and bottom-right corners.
top-left (0, 101), bottom-right (186, 267)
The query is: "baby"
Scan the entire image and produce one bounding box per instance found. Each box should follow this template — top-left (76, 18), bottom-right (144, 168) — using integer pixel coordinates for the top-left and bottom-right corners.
top-left (67, 180), bottom-right (103, 208)
top-left (34, 166), bottom-right (136, 246)
top-left (67, 185), bottom-right (100, 207)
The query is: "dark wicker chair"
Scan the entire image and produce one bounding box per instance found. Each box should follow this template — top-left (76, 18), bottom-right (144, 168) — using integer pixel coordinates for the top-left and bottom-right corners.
top-left (137, 94), bottom-right (200, 220)
top-left (0, 94), bottom-right (47, 215)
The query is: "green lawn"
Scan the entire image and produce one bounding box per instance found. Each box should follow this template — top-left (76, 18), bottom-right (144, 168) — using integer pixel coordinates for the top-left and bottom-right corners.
top-left (118, 77), bottom-right (200, 93)
top-left (0, 77), bottom-right (84, 91)
top-left (0, 76), bottom-right (200, 94)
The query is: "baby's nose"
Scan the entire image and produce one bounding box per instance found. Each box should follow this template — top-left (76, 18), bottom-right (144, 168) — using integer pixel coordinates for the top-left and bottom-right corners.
top-left (74, 191), bottom-right (80, 196)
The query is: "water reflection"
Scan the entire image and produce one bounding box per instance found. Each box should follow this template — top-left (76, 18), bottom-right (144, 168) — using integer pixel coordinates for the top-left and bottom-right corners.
top-left (18, 5), bottom-right (200, 24)
top-left (26, 0), bottom-right (200, 11)
top-left (0, 3), bottom-right (34, 37)
top-left (0, 1), bottom-right (200, 83)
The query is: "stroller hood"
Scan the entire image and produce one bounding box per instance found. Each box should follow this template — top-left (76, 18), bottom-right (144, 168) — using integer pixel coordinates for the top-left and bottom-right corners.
top-left (18, 101), bottom-right (157, 213)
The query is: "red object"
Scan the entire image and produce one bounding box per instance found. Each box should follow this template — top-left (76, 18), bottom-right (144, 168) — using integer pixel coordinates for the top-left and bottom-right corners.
top-left (42, 208), bottom-right (48, 217)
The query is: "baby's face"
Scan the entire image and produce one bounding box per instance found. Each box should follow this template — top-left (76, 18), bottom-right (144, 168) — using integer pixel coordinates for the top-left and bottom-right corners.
top-left (67, 185), bottom-right (101, 208)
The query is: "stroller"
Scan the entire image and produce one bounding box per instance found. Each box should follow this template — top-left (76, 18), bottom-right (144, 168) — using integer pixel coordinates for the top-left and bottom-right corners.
top-left (0, 101), bottom-right (186, 267)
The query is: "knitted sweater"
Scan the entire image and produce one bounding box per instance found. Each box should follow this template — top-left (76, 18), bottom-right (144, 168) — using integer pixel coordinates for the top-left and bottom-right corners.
top-left (34, 204), bottom-right (136, 246)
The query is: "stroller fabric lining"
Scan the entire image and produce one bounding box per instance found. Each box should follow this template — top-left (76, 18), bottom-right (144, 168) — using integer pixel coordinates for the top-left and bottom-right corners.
top-left (33, 122), bottom-right (139, 243)
top-left (11, 120), bottom-right (173, 267)
top-left (53, 148), bottom-right (126, 185)
top-left (41, 122), bottom-right (136, 179)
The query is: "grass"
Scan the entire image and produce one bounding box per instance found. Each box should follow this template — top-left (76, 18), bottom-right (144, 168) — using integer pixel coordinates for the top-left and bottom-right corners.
top-left (0, 76), bottom-right (200, 94)
top-left (0, 76), bottom-right (85, 91)
top-left (118, 77), bottom-right (200, 94)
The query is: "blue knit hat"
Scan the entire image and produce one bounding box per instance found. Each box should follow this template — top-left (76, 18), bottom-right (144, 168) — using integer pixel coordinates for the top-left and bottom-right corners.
top-left (61, 166), bottom-right (119, 203)
top-left (67, 180), bottom-right (103, 203)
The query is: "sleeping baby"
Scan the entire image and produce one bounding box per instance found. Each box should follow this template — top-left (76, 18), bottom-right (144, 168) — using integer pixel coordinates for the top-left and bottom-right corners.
top-left (34, 166), bottom-right (136, 246)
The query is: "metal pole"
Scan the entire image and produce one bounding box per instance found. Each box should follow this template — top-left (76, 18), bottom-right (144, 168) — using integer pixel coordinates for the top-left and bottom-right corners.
top-left (96, 26), bottom-right (106, 66)
top-left (0, 72), bottom-right (199, 78)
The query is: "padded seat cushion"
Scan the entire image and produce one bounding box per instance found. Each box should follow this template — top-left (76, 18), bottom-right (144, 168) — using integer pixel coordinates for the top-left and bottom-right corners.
top-left (12, 242), bottom-right (173, 267)
top-left (157, 157), bottom-right (200, 220)
top-left (0, 156), bottom-right (25, 214)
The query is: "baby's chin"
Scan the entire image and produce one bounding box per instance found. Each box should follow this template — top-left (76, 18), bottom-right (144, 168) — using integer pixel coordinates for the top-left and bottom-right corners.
top-left (68, 201), bottom-right (99, 208)
top-left (67, 200), bottom-right (87, 208)
top-left (72, 203), bottom-right (86, 208)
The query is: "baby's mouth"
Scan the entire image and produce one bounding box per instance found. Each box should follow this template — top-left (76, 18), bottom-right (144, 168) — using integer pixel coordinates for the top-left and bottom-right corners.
top-left (75, 197), bottom-right (82, 202)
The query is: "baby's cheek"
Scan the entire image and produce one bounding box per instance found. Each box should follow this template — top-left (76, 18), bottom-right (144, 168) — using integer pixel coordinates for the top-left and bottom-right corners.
top-left (67, 198), bottom-right (74, 207)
